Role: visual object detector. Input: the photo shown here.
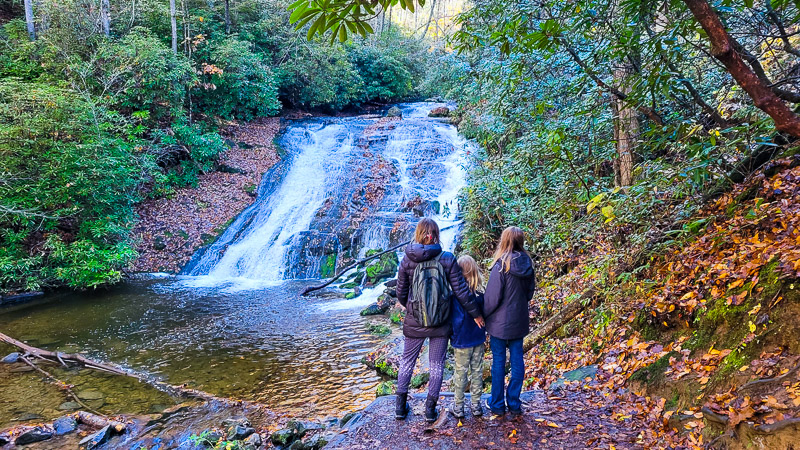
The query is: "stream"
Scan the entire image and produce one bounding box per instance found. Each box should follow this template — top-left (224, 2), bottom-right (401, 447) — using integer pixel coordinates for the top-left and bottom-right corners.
top-left (0, 102), bottom-right (474, 429)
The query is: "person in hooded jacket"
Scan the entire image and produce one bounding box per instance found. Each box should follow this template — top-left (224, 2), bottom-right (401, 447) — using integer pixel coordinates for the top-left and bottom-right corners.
top-left (395, 218), bottom-right (485, 423)
top-left (483, 226), bottom-right (536, 416)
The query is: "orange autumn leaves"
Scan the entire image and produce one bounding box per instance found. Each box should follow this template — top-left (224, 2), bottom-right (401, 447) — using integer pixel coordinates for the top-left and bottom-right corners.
top-left (649, 163), bottom-right (800, 317)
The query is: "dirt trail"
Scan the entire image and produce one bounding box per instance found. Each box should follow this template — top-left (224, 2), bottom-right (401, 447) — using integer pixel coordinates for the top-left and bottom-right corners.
top-left (328, 391), bottom-right (646, 449)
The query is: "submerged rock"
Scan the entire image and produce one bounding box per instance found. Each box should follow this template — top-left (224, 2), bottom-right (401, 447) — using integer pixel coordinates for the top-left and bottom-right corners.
top-left (58, 401), bottom-right (81, 411)
top-left (15, 426), bottom-right (53, 445)
top-left (77, 389), bottom-right (104, 401)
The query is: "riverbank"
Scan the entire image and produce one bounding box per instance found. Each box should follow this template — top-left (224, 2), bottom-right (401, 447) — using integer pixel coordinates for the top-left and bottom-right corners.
top-left (129, 118), bottom-right (282, 274)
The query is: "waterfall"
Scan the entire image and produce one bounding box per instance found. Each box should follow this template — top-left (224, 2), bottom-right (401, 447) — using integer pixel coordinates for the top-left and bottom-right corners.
top-left (182, 103), bottom-right (474, 288)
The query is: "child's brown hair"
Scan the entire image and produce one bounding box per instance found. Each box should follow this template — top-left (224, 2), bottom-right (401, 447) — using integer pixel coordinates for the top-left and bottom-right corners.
top-left (457, 255), bottom-right (484, 293)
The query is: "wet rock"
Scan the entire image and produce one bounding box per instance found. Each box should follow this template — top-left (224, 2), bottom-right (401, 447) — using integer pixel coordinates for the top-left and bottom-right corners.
top-left (1, 352), bottom-right (20, 363)
top-left (303, 432), bottom-right (331, 450)
top-left (360, 302), bottom-right (386, 316)
top-left (288, 440), bottom-right (305, 450)
top-left (196, 429), bottom-right (223, 446)
top-left (386, 106), bottom-right (402, 118)
top-left (384, 287), bottom-right (397, 298)
top-left (79, 424), bottom-right (113, 450)
top-left (376, 380), bottom-right (397, 397)
top-left (53, 416), bottom-right (78, 435)
top-left (428, 106), bottom-right (451, 117)
top-left (377, 293), bottom-right (396, 309)
top-left (244, 432), bottom-right (263, 448)
top-left (384, 279), bottom-right (397, 288)
top-left (364, 252), bottom-right (398, 284)
top-left (270, 428), bottom-right (296, 447)
top-left (227, 423), bottom-right (255, 441)
top-left (58, 401), bottom-right (81, 411)
top-left (15, 426), bottom-right (53, 445)
top-left (0, 433), bottom-right (8, 445)
top-left (425, 96), bottom-right (444, 102)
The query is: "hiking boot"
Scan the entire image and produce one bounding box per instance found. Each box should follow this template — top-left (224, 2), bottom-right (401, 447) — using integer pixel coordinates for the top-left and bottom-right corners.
top-left (450, 404), bottom-right (465, 419)
top-left (395, 393), bottom-right (410, 420)
top-left (425, 398), bottom-right (439, 423)
top-left (471, 403), bottom-right (483, 417)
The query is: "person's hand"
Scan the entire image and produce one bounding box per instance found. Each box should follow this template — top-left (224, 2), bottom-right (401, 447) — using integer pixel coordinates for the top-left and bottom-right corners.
top-left (474, 316), bottom-right (485, 328)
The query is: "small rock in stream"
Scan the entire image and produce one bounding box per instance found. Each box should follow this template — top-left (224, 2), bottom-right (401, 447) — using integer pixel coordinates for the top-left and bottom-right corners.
top-left (1, 352), bottom-right (20, 363)
top-left (360, 302), bottom-right (386, 316)
top-left (53, 416), bottom-right (78, 435)
top-left (58, 401), bottom-right (82, 411)
top-left (77, 389), bottom-right (104, 401)
top-left (386, 106), bottom-right (402, 118)
top-left (270, 428), bottom-right (296, 447)
top-left (15, 426), bottom-right (54, 445)
top-left (0, 433), bottom-right (9, 445)
top-left (304, 432), bottom-right (331, 450)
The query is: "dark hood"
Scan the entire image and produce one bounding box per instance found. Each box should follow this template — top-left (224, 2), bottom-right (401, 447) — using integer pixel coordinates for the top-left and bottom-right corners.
top-left (405, 242), bottom-right (443, 263)
top-left (507, 251), bottom-right (534, 278)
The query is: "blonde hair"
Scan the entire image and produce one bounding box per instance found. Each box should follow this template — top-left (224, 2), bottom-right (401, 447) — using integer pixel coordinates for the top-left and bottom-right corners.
top-left (491, 226), bottom-right (525, 272)
top-left (414, 218), bottom-right (440, 245)
top-left (457, 255), bottom-right (484, 293)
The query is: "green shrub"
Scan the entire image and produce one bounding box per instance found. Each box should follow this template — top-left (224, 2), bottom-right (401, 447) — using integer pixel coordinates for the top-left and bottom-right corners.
top-left (0, 80), bottom-right (144, 292)
top-left (194, 37), bottom-right (281, 120)
top-left (98, 27), bottom-right (195, 121)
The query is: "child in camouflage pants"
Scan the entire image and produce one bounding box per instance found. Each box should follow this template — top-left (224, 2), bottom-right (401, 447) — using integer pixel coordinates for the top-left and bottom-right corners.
top-left (450, 255), bottom-right (487, 418)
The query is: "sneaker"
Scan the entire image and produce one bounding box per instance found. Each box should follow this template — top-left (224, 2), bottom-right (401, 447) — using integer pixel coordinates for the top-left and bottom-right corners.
top-left (484, 399), bottom-right (504, 416)
top-left (509, 408), bottom-right (523, 417)
top-left (450, 405), bottom-right (465, 419)
top-left (471, 403), bottom-right (483, 417)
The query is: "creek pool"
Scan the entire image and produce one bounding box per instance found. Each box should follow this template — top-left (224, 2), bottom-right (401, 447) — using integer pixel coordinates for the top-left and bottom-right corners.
top-left (0, 278), bottom-right (389, 428)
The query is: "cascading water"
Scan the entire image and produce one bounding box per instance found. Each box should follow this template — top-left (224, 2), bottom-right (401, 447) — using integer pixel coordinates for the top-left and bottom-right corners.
top-left (183, 103), bottom-right (474, 290)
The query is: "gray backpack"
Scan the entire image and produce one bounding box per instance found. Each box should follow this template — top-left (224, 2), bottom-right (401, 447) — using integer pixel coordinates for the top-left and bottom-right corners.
top-left (410, 254), bottom-right (451, 327)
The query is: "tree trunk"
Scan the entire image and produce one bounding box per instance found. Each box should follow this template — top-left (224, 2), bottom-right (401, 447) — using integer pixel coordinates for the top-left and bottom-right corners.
top-left (101, 0), bottom-right (111, 36)
top-left (612, 65), bottom-right (638, 187)
top-left (224, 0), bottom-right (231, 34)
top-left (170, 0), bottom-right (177, 53)
top-left (24, 0), bottom-right (35, 40)
top-left (682, 0), bottom-right (800, 137)
top-left (420, 0), bottom-right (436, 39)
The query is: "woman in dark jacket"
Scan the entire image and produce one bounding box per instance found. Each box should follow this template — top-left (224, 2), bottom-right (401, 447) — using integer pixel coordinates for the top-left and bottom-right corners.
top-left (483, 226), bottom-right (536, 416)
top-left (395, 218), bottom-right (484, 423)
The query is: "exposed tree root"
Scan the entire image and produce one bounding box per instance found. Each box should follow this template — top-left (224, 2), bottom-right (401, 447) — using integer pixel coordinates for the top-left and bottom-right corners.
top-left (739, 360), bottom-right (800, 393)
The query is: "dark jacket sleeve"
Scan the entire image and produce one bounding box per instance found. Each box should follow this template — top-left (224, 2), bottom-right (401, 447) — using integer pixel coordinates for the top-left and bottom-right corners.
top-left (397, 257), bottom-right (411, 307)
top-left (446, 256), bottom-right (481, 318)
top-left (482, 262), bottom-right (505, 318)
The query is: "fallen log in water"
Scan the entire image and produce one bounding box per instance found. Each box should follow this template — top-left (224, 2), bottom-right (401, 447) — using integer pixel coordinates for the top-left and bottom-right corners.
top-left (0, 332), bottom-right (252, 405)
top-left (301, 221), bottom-right (463, 296)
top-left (0, 332), bottom-right (126, 375)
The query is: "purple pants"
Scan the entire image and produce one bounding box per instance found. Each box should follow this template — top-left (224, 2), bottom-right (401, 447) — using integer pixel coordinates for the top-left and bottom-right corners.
top-left (396, 335), bottom-right (449, 402)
